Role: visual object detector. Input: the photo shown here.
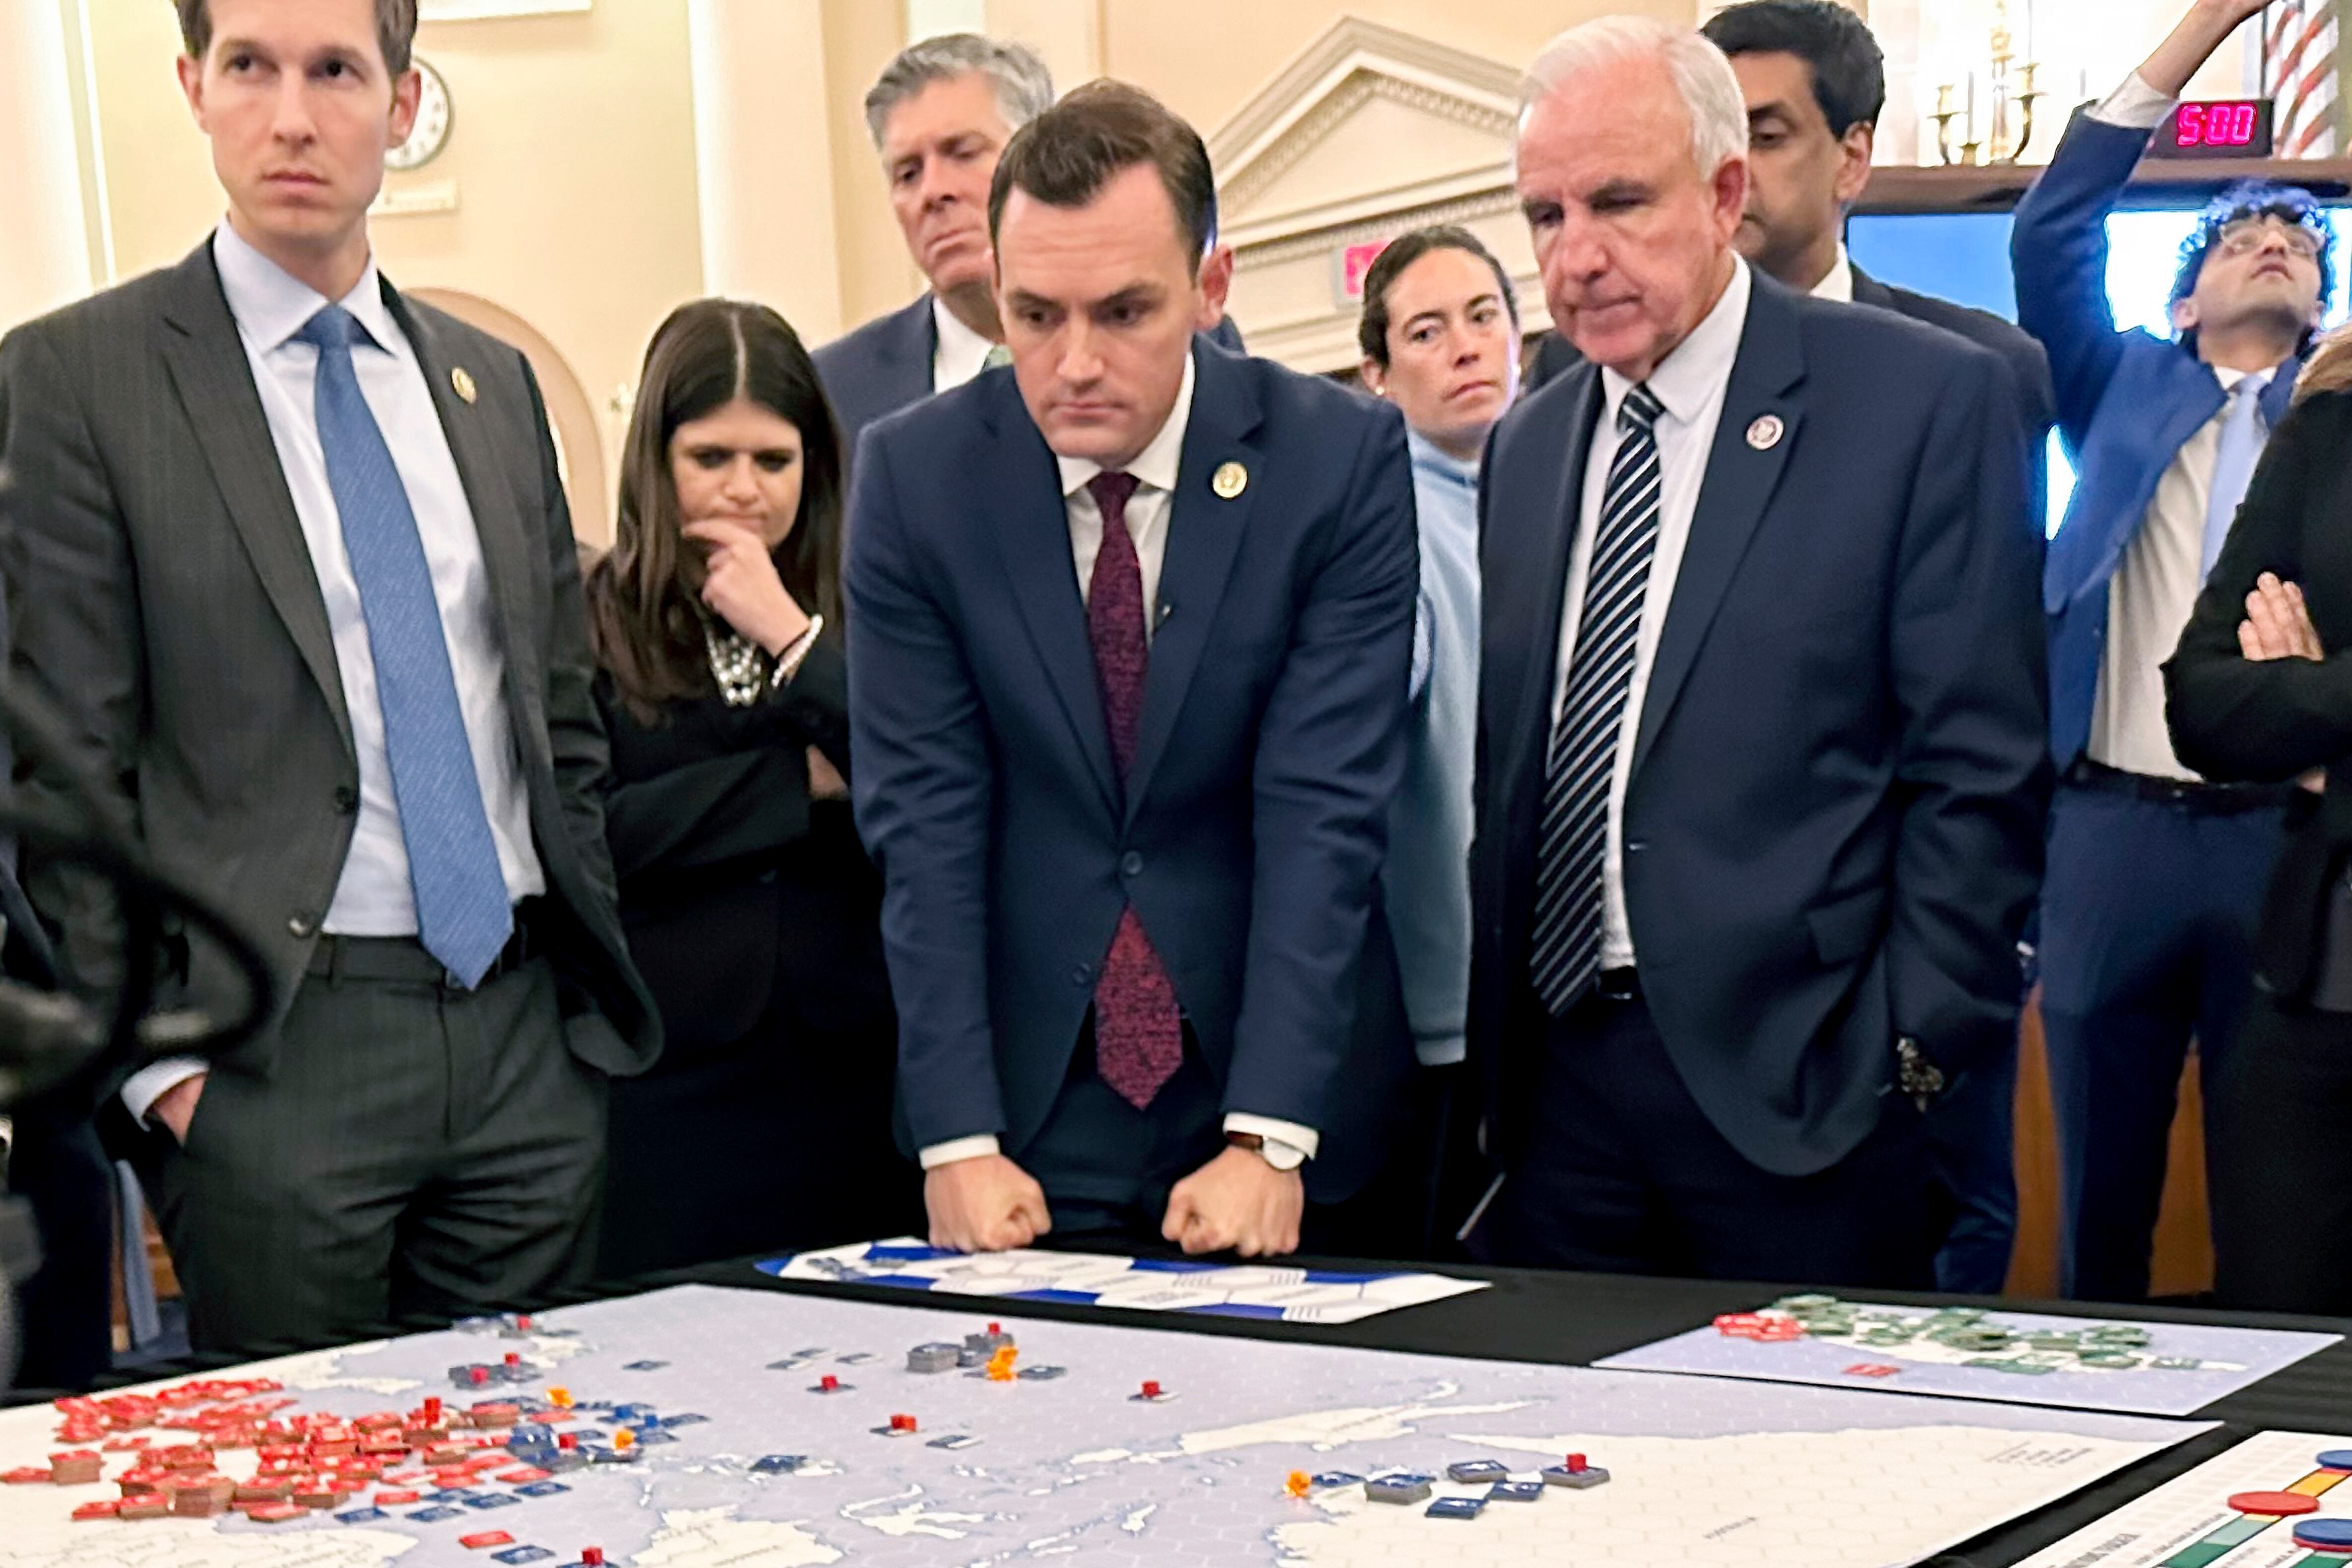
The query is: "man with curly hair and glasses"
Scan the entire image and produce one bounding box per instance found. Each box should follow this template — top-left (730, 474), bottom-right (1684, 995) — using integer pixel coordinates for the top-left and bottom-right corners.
top-left (2014, 0), bottom-right (2336, 1304)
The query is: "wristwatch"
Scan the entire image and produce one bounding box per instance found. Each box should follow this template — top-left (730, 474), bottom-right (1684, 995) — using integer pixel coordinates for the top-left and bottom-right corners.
top-left (1226, 1130), bottom-right (1307, 1171)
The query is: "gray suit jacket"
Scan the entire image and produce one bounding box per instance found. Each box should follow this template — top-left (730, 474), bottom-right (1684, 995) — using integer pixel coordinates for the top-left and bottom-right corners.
top-left (0, 242), bottom-right (658, 1150)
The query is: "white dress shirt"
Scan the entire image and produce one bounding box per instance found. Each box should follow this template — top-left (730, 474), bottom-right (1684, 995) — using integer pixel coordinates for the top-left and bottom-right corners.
top-left (931, 296), bottom-right (998, 394)
top-left (123, 221), bottom-right (545, 1125)
top-left (920, 353), bottom-right (1319, 1173)
top-left (1812, 244), bottom-right (1855, 303)
top-left (1552, 257), bottom-right (1754, 971)
top-left (2079, 71), bottom-right (2280, 781)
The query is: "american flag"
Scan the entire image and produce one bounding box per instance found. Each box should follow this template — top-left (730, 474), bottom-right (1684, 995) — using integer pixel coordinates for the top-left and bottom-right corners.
top-left (2266, 0), bottom-right (2342, 158)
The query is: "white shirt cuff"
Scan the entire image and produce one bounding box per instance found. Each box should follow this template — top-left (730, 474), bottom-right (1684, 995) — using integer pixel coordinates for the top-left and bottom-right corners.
top-left (918, 1133), bottom-right (1002, 1170)
top-left (1222, 1113), bottom-right (1319, 1162)
top-left (2090, 72), bottom-right (2175, 130)
top-left (121, 1057), bottom-right (209, 1128)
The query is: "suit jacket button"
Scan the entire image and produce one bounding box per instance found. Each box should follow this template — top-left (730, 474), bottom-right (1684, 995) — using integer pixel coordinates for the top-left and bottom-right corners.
top-left (332, 785), bottom-right (358, 814)
top-left (1070, 964), bottom-right (1092, 987)
top-left (287, 912), bottom-right (317, 938)
top-left (1120, 851), bottom-right (1144, 877)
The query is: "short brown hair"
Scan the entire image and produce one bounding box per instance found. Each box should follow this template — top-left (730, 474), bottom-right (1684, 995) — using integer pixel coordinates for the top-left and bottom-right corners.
top-left (1357, 226), bottom-right (1520, 368)
top-left (987, 81), bottom-right (1217, 265)
top-left (175, 0), bottom-right (420, 79)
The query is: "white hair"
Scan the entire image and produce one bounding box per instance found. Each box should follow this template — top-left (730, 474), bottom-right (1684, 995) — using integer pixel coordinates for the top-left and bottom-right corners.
top-left (1521, 15), bottom-right (1748, 178)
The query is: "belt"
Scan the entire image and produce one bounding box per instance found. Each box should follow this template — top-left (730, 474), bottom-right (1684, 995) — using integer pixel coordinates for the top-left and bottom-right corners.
top-left (1595, 967), bottom-right (1642, 1003)
top-left (306, 901), bottom-right (542, 987)
top-left (2064, 758), bottom-right (2295, 815)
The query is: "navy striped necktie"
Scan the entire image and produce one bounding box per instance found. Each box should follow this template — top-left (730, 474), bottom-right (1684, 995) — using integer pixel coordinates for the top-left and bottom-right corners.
top-left (1530, 381), bottom-right (1665, 1016)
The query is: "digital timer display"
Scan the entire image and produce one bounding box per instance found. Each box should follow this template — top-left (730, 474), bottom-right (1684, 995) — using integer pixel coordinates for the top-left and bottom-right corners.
top-left (2153, 98), bottom-right (2275, 159)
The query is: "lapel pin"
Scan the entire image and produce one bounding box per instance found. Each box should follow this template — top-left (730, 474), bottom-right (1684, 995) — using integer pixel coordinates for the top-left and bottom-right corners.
top-left (451, 367), bottom-right (478, 405)
top-left (1211, 461), bottom-right (1248, 500)
top-left (1745, 413), bottom-right (1784, 451)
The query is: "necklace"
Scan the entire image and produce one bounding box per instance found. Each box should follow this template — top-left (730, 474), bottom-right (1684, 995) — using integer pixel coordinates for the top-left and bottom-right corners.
top-left (702, 620), bottom-right (769, 707)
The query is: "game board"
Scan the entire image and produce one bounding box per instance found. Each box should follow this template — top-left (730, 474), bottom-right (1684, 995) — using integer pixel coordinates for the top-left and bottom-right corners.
top-left (0, 1282), bottom-right (2210, 1568)
top-left (1596, 1294), bottom-right (2340, 1416)
top-left (759, 1238), bottom-right (1488, 1323)
top-left (2011, 1430), bottom-right (2352, 1567)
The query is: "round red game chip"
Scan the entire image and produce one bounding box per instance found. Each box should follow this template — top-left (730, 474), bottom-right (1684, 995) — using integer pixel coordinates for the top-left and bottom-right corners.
top-left (2228, 1491), bottom-right (2321, 1517)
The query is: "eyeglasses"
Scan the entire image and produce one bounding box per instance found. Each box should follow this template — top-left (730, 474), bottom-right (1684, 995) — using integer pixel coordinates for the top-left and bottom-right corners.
top-left (2215, 216), bottom-right (2326, 261)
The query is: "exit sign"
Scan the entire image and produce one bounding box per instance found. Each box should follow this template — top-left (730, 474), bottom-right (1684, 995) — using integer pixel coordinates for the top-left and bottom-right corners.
top-left (1333, 239), bottom-right (1392, 307)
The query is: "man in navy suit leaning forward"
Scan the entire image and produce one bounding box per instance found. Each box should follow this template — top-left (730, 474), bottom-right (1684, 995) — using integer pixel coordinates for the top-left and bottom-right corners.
top-left (846, 83), bottom-right (1417, 1257)
top-left (1468, 18), bottom-right (2048, 1286)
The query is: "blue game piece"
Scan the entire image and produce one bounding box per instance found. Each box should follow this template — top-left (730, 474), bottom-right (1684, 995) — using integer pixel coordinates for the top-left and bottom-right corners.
top-left (2320, 1450), bottom-right (2352, 1473)
top-left (2292, 1520), bottom-right (2352, 1550)
top-left (1426, 1496), bottom-right (1485, 1520)
top-left (1311, 1472), bottom-right (1364, 1489)
top-left (663, 1413), bottom-right (710, 1427)
top-left (750, 1455), bottom-right (807, 1475)
top-left (425, 1488), bottom-right (476, 1503)
top-left (634, 1429), bottom-right (678, 1445)
top-left (492, 1549), bottom-right (556, 1565)
top-left (408, 1506), bottom-right (467, 1523)
top-left (1488, 1482), bottom-right (1546, 1502)
top-left (621, 1359), bottom-right (669, 1371)
top-left (1446, 1459), bottom-right (1510, 1484)
top-left (514, 1481), bottom-right (572, 1498)
top-left (463, 1492), bottom-right (523, 1510)
top-left (335, 1507), bottom-right (390, 1524)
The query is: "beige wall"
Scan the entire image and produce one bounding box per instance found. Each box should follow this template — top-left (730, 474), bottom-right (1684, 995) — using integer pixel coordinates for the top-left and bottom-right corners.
top-left (83, 0), bottom-right (704, 538)
top-left (824, 0), bottom-right (921, 333)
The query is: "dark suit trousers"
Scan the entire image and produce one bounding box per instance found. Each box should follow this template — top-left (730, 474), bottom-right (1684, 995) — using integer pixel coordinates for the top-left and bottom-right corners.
top-left (146, 946), bottom-right (604, 1357)
top-left (2209, 990), bottom-right (2352, 1315)
top-left (2038, 783), bottom-right (2283, 1302)
top-left (1022, 1021), bottom-right (1224, 1244)
top-left (1482, 990), bottom-right (1937, 1289)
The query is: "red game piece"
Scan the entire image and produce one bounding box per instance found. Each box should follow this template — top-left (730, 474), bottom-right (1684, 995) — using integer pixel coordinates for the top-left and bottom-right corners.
top-left (1139, 1380), bottom-right (1164, 1400)
top-left (118, 1493), bottom-right (167, 1520)
top-left (2230, 1491), bottom-right (2322, 1516)
top-left (889, 1413), bottom-right (917, 1432)
top-left (819, 1375), bottom-right (841, 1394)
top-left (580, 1550), bottom-right (604, 1567)
top-left (460, 1530), bottom-right (516, 1549)
top-left (1845, 1363), bottom-right (1902, 1379)
top-left (498, 1468), bottom-right (552, 1484)
top-left (3, 1467), bottom-right (53, 1485)
top-left (70, 1499), bottom-right (120, 1520)
top-left (557, 1433), bottom-right (579, 1451)
top-left (1565, 1453), bottom-right (1588, 1474)
top-left (246, 1502), bottom-right (308, 1523)
top-left (378, 1489), bottom-right (422, 1505)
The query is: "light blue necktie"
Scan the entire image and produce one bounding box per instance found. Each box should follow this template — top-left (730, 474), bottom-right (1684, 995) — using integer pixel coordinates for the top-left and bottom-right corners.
top-left (296, 305), bottom-right (511, 987)
top-left (2201, 373), bottom-right (2269, 582)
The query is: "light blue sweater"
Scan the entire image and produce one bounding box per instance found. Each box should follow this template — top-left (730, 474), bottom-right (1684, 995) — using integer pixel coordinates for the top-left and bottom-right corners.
top-left (1387, 430), bottom-right (1481, 1067)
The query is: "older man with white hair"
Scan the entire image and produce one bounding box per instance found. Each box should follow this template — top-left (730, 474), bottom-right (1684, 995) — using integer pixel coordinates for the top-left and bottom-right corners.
top-left (1464, 16), bottom-right (2049, 1286)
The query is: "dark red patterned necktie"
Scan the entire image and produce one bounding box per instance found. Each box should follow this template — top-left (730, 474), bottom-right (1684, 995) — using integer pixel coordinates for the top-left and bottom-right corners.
top-left (1084, 471), bottom-right (1182, 1109)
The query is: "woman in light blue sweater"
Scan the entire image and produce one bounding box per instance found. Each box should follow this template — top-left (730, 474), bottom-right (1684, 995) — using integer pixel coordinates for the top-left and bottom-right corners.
top-left (1356, 227), bottom-right (1521, 1252)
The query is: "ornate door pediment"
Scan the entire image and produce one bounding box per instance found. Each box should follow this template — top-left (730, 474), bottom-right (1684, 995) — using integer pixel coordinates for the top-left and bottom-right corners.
top-left (1211, 17), bottom-right (1548, 372)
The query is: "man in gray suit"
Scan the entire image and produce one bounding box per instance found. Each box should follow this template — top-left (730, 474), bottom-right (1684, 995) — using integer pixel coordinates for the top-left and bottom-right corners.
top-left (0, 0), bottom-right (657, 1356)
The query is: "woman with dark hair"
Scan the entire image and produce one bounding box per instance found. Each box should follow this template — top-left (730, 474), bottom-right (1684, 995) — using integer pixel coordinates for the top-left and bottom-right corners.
top-left (2166, 330), bottom-right (2352, 1315)
top-left (586, 299), bottom-right (916, 1276)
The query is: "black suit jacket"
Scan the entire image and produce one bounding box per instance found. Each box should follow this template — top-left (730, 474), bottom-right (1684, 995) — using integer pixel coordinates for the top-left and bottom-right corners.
top-left (596, 638), bottom-right (890, 1061)
top-left (813, 294), bottom-right (1249, 447)
top-left (2166, 384), bottom-right (2352, 1000)
top-left (0, 242), bottom-right (659, 1154)
top-left (1473, 273), bottom-right (2050, 1177)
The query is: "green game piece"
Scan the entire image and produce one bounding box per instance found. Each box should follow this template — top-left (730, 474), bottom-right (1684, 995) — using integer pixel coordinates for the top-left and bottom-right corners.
top-left (1775, 1295), bottom-right (1840, 1312)
top-left (2077, 1352), bottom-right (2140, 1369)
top-left (2151, 1357), bottom-right (2201, 1370)
top-left (1965, 1357), bottom-right (2055, 1376)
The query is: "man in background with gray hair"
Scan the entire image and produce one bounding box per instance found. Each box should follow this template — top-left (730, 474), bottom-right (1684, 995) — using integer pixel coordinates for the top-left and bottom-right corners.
top-left (1466, 16), bottom-right (2047, 1285)
top-left (817, 34), bottom-right (1243, 445)
top-left (815, 35), bottom-right (1057, 443)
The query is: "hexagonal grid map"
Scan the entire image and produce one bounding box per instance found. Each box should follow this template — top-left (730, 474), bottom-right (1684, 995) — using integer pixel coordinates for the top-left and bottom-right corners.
top-left (0, 1283), bottom-right (2208, 1568)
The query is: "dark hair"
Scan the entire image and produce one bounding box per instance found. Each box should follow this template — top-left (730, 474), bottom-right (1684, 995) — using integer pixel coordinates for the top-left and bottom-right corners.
top-left (176, 0), bottom-right (418, 78)
top-left (1356, 227), bottom-right (1521, 368)
top-left (2169, 182), bottom-right (2336, 352)
top-left (1701, 0), bottom-right (1885, 135)
top-left (585, 300), bottom-right (846, 723)
top-left (987, 81), bottom-right (1217, 264)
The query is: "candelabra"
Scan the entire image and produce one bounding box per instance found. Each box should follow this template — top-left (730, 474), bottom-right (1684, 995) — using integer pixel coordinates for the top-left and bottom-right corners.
top-left (1931, 0), bottom-right (2046, 165)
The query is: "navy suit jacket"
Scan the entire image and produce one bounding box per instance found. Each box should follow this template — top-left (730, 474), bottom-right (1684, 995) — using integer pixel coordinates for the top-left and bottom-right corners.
top-left (814, 294), bottom-right (1248, 446)
top-left (1471, 272), bottom-right (2050, 1177)
top-left (2015, 112), bottom-right (2308, 767)
top-left (845, 344), bottom-right (1416, 1200)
